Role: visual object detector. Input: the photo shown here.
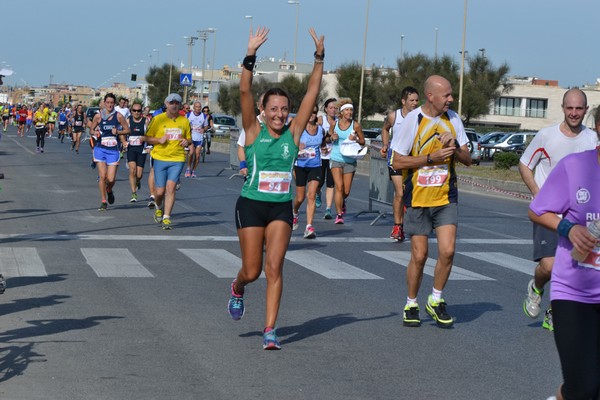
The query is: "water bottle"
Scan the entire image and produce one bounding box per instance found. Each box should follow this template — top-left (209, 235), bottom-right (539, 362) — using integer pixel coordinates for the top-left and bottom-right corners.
top-left (571, 219), bottom-right (600, 262)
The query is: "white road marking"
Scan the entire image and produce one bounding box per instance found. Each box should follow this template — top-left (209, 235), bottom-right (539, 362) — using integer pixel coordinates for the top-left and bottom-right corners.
top-left (179, 248), bottom-right (265, 279)
top-left (0, 247), bottom-right (47, 277)
top-left (81, 248), bottom-right (154, 278)
top-left (366, 251), bottom-right (495, 281)
top-left (0, 233), bottom-right (532, 244)
top-left (286, 250), bottom-right (383, 279)
top-left (458, 252), bottom-right (536, 276)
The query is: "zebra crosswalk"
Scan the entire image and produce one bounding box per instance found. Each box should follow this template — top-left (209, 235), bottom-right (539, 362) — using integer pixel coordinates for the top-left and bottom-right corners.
top-left (0, 247), bottom-right (535, 281)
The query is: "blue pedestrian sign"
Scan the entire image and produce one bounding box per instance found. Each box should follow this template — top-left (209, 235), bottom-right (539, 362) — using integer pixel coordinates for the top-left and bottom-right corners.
top-left (180, 73), bottom-right (192, 86)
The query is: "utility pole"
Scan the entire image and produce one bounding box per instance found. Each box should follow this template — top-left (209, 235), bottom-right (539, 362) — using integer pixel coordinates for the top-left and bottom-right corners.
top-left (183, 36), bottom-right (198, 103)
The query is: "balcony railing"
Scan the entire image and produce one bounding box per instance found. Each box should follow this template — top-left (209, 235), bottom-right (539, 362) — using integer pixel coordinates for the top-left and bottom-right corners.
top-left (491, 107), bottom-right (547, 118)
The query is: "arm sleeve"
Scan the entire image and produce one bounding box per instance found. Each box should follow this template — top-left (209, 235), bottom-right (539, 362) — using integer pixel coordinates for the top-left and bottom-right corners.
top-left (390, 113), bottom-right (418, 156)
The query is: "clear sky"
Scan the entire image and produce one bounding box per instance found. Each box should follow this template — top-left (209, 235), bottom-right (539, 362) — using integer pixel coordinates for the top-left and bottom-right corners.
top-left (2, 0), bottom-right (598, 90)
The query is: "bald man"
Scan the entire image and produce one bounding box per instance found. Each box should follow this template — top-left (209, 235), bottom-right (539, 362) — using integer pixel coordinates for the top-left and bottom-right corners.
top-left (390, 75), bottom-right (472, 329)
top-left (520, 88), bottom-right (598, 331)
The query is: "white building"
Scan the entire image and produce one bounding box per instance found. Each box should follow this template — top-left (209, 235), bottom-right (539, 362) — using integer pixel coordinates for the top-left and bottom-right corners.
top-left (474, 76), bottom-right (600, 130)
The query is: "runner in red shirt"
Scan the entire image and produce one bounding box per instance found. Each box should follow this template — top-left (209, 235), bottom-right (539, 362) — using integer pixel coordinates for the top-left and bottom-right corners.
top-left (17, 105), bottom-right (28, 137)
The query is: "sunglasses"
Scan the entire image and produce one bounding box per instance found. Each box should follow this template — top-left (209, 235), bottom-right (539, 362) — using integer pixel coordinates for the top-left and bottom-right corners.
top-left (131, 109), bottom-right (142, 112)
top-left (168, 101), bottom-right (181, 105)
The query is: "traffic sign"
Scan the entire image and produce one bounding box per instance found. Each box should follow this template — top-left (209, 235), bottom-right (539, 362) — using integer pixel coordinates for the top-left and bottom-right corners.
top-left (180, 73), bottom-right (192, 86)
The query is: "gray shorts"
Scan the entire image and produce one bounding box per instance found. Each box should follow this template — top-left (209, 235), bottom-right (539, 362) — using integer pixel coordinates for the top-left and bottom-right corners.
top-left (533, 222), bottom-right (558, 262)
top-left (331, 160), bottom-right (356, 174)
top-left (404, 203), bottom-right (458, 237)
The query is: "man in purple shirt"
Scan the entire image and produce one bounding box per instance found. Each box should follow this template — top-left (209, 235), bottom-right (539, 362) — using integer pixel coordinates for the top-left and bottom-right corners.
top-left (529, 148), bottom-right (600, 400)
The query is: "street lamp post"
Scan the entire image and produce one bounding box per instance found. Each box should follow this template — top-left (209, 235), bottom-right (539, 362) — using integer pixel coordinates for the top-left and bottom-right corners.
top-left (183, 35), bottom-right (198, 103)
top-left (358, 0), bottom-right (371, 122)
top-left (166, 43), bottom-right (175, 94)
top-left (435, 28), bottom-right (439, 60)
top-left (152, 49), bottom-right (160, 66)
top-left (458, 0), bottom-right (468, 117)
top-left (287, 1), bottom-right (300, 72)
top-left (209, 29), bottom-right (218, 109)
top-left (197, 29), bottom-right (216, 105)
top-left (400, 34), bottom-right (404, 59)
top-left (244, 15), bottom-right (253, 32)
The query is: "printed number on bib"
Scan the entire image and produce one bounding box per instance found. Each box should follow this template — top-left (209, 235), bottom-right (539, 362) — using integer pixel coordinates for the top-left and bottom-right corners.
top-left (128, 137), bottom-right (143, 146)
top-left (103, 137), bottom-right (118, 147)
top-left (258, 171), bottom-right (292, 194)
top-left (417, 166), bottom-right (449, 187)
top-left (165, 128), bottom-right (182, 141)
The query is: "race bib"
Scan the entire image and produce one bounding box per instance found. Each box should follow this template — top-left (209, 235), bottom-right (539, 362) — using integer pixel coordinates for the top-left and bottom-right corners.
top-left (298, 147), bottom-right (317, 160)
top-left (165, 128), bottom-right (182, 141)
top-left (102, 137), bottom-right (118, 147)
top-left (75, 121), bottom-right (83, 126)
top-left (417, 165), bottom-right (449, 187)
top-left (258, 171), bottom-right (292, 194)
top-left (128, 137), bottom-right (143, 146)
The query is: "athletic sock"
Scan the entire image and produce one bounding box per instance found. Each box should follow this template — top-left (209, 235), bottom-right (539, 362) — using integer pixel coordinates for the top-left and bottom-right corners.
top-left (431, 288), bottom-right (443, 303)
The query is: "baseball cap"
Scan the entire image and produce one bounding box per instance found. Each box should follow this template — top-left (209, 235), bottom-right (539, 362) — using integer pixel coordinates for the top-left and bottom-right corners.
top-left (165, 93), bottom-right (182, 103)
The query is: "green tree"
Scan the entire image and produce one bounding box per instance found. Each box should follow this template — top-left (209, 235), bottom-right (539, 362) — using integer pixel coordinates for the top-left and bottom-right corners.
top-left (218, 83), bottom-right (241, 116)
top-left (145, 63), bottom-right (183, 109)
top-left (461, 54), bottom-right (512, 124)
top-left (335, 62), bottom-right (381, 120)
top-left (218, 74), bottom-right (325, 116)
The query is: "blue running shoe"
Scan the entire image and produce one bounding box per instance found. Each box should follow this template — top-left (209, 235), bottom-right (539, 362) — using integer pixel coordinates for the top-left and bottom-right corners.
top-left (262, 328), bottom-right (281, 350)
top-left (315, 192), bottom-right (322, 208)
top-left (228, 280), bottom-right (245, 320)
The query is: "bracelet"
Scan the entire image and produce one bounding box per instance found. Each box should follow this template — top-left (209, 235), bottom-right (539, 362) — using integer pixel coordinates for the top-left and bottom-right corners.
top-left (239, 160), bottom-right (248, 169)
top-left (557, 218), bottom-right (575, 238)
top-left (314, 59), bottom-right (324, 64)
top-left (314, 51), bottom-right (325, 61)
top-left (242, 55), bottom-right (256, 72)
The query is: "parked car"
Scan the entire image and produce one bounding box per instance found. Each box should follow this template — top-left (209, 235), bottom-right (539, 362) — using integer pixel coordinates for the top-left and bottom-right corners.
top-left (480, 132), bottom-right (535, 160)
top-left (86, 106), bottom-right (100, 120)
top-left (211, 114), bottom-right (239, 137)
top-left (465, 129), bottom-right (482, 165)
top-left (479, 132), bottom-right (510, 160)
top-left (362, 128), bottom-right (381, 147)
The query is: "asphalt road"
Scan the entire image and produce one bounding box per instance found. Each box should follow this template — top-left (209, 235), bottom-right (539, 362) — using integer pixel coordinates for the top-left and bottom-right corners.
top-left (0, 124), bottom-right (559, 400)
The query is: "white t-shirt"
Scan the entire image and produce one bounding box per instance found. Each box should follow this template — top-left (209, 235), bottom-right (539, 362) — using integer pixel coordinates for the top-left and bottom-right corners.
top-left (320, 114), bottom-right (335, 160)
top-left (238, 115), bottom-right (264, 147)
top-left (115, 106), bottom-right (130, 119)
top-left (188, 112), bottom-right (207, 142)
top-left (519, 123), bottom-right (598, 189)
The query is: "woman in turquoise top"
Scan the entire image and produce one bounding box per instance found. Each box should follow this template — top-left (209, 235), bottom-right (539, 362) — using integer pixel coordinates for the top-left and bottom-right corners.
top-left (329, 99), bottom-right (366, 224)
top-left (227, 26), bottom-right (325, 350)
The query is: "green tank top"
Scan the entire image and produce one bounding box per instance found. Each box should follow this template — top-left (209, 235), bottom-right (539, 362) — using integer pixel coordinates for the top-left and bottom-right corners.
top-left (241, 124), bottom-right (298, 202)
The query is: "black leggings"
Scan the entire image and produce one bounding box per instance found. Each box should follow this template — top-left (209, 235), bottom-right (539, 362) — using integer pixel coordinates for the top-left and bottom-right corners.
top-left (318, 159), bottom-right (334, 190)
top-left (552, 299), bottom-right (600, 400)
top-left (35, 127), bottom-right (46, 148)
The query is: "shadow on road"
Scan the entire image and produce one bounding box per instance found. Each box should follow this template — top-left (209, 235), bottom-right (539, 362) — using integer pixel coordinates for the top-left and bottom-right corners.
top-left (240, 312), bottom-right (398, 345)
top-left (0, 315), bottom-right (124, 382)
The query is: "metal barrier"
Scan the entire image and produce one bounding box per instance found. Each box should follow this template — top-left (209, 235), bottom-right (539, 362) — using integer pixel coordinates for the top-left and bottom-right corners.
top-left (226, 129), bottom-right (244, 179)
top-left (356, 139), bottom-right (394, 225)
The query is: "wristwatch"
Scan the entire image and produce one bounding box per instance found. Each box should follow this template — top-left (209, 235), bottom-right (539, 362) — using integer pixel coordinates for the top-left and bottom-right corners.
top-left (427, 154), bottom-right (433, 164)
